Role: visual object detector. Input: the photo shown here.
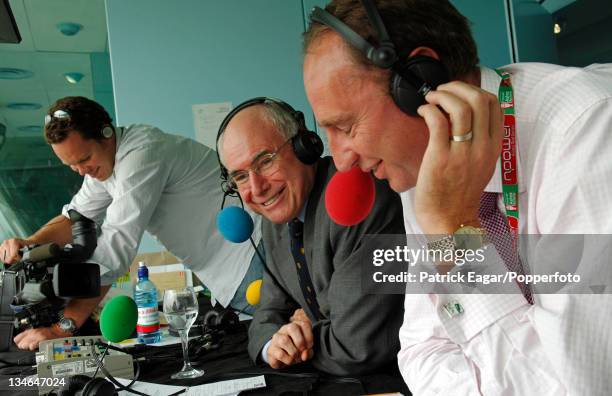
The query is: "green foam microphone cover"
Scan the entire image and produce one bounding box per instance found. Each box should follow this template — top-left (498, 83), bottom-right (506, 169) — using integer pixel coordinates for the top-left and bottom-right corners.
top-left (99, 295), bottom-right (138, 343)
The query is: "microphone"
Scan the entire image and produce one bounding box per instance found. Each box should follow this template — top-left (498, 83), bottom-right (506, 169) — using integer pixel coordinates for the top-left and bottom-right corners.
top-left (325, 166), bottom-right (376, 226)
top-left (21, 243), bottom-right (61, 263)
top-left (99, 295), bottom-right (138, 343)
top-left (245, 279), bottom-right (262, 306)
top-left (217, 206), bottom-right (254, 243)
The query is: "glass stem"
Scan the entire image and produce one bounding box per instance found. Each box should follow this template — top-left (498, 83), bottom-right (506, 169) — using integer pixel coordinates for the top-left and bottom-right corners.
top-left (179, 329), bottom-right (192, 369)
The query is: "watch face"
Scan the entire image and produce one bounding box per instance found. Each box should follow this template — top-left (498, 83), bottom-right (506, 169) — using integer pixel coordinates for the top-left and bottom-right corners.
top-left (454, 226), bottom-right (486, 250)
top-left (59, 318), bottom-right (75, 331)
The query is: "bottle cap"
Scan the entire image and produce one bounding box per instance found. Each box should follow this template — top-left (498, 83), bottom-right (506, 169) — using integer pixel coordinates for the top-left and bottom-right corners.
top-left (137, 261), bottom-right (148, 279)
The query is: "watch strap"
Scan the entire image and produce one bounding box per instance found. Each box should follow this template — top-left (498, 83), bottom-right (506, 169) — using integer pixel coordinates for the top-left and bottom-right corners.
top-left (427, 235), bottom-right (455, 252)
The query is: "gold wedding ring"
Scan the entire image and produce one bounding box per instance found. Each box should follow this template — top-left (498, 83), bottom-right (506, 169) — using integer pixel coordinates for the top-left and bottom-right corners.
top-left (450, 131), bottom-right (473, 142)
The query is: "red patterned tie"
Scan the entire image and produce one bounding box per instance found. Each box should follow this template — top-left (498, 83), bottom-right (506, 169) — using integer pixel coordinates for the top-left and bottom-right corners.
top-left (479, 192), bottom-right (533, 304)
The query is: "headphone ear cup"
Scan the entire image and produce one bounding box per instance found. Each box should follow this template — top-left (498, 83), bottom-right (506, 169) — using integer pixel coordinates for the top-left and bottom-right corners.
top-left (390, 55), bottom-right (450, 116)
top-left (57, 375), bottom-right (91, 396)
top-left (79, 377), bottom-right (115, 396)
top-left (203, 310), bottom-right (220, 328)
top-left (101, 126), bottom-right (114, 139)
top-left (203, 309), bottom-right (240, 332)
top-left (218, 310), bottom-right (240, 333)
top-left (292, 131), bottom-right (323, 165)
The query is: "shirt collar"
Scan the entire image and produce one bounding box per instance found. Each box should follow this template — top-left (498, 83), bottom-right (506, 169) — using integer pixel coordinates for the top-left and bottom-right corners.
top-left (296, 197), bottom-right (308, 223)
top-left (479, 66), bottom-right (526, 194)
top-left (115, 126), bottom-right (125, 153)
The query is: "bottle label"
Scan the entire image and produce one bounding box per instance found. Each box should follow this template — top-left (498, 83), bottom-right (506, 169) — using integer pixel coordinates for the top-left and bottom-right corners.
top-left (137, 306), bottom-right (160, 333)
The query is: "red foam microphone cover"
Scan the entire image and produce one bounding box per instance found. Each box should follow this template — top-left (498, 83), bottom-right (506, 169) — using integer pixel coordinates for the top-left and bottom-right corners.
top-left (325, 166), bottom-right (376, 226)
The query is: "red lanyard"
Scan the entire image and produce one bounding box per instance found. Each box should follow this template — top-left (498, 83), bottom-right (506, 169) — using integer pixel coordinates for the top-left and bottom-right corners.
top-left (495, 69), bottom-right (519, 236)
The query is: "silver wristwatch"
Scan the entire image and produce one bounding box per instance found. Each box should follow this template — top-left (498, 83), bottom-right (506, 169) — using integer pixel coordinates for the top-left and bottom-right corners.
top-left (57, 316), bottom-right (77, 335)
top-left (427, 225), bottom-right (488, 252)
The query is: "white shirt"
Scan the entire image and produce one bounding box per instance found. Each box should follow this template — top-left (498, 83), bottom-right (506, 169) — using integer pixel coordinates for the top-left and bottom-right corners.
top-left (62, 124), bottom-right (261, 307)
top-left (398, 64), bottom-right (612, 395)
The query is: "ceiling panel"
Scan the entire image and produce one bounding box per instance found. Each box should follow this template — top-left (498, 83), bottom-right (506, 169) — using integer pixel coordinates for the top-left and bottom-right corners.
top-left (2, 106), bottom-right (46, 129)
top-left (47, 87), bottom-right (94, 104)
top-left (0, 88), bottom-right (48, 106)
top-left (24, 0), bottom-right (107, 53)
top-left (0, 51), bottom-right (93, 138)
top-left (0, 51), bottom-right (46, 93)
top-left (34, 51), bottom-right (93, 92)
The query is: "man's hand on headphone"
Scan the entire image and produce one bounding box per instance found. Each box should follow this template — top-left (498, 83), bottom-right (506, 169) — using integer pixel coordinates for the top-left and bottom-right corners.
top-left (414, 80), bottom-right (504, 235)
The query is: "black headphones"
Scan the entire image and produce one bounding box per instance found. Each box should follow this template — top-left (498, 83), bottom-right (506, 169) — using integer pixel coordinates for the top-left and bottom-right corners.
top-left (203, 308), bottom-right (241, 333)
top-left (45, 109), bottom-right (114, 139)
top-left (310, 0), bottom-right (450, 116)
top-left (55, 375), bottom-right (114, 396)
top-left (215, 97), bottom-right (323, 195)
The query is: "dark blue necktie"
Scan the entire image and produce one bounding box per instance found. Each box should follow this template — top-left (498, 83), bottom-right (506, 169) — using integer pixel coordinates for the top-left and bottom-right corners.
top-left (288, 218), bottom-right (323, 320)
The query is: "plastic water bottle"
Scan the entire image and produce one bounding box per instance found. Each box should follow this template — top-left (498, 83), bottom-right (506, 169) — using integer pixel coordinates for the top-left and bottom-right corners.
top-left (134, 262), bottom-right (161, 344)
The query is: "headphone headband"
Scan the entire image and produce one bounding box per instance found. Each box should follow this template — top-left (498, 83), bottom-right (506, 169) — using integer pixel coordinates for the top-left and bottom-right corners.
top-left (45, 108), bottom-right (114, 139)
top-left (308, 0), bottom-right (448, 116)
top-left (216, 97), bottom-right (303, 139)
top-left (215, 97), bottom-right (323, 196)
top-left (310, 1), bottom-right (397, 69)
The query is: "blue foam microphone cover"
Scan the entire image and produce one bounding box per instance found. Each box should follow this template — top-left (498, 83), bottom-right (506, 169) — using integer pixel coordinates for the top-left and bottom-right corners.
top-left (217, 206), bottom-right (254, 243)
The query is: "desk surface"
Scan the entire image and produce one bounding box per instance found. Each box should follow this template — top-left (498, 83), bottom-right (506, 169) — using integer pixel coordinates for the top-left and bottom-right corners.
top-left (0, 299), bottom-right (410, 396)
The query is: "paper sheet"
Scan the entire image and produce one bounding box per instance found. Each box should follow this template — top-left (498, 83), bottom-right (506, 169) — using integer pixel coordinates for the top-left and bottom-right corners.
top-left (115, 375), bottom-right (266, 396)
top-left (115, 378), bottom-right (185, 396)
top-left (186, 375), bottom-right (266, 396)
top-left (192, 102), bottom-right (232, 149)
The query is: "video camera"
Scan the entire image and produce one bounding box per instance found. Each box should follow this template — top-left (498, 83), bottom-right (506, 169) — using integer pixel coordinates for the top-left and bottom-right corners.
top-left (1, 210), bottom-right (101, 340)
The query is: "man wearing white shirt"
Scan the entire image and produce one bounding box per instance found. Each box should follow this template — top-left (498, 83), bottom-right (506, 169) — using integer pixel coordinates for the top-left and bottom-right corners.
top-left (0, 96), bottom-right (262, 350)
top-left (303, 0), bottom-right (612, 394)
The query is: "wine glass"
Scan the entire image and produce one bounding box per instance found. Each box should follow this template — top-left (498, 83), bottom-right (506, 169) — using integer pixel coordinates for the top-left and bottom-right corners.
top-left (163, 287), bottom-right (204, 379)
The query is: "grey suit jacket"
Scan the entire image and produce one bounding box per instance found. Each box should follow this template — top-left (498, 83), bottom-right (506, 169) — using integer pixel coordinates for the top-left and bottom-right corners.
top-left (248, 157), bottom-right (405, 376)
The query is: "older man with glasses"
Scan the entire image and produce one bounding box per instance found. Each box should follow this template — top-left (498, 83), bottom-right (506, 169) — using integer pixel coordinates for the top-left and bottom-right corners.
top-left (217, 97), bottom-right (406, 377)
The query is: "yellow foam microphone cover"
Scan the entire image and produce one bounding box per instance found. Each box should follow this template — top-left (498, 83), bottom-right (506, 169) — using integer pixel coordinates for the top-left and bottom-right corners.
top-left (246, 279), bottom-right (263, 306)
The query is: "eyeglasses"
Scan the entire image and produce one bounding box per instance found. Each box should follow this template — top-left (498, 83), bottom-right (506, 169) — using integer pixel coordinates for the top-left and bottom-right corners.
top-left (44, 109), bottom-right (71, 126)
top-left (228, 138), bottom-right (292, 189)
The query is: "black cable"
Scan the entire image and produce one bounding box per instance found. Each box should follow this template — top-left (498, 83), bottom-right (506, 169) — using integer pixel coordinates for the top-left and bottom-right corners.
top-left (249, 235), bottom-right (266, 266)
top-left (0, 357), bottom-right (35, 368)
top-left (218, 184), bottom-right (292, 302)
top-left (92, 344), bottom-right (109, 378)
top-left (209, 370), bottom-right (364, 392)
top-left (95, 357), bottom-right (150, 396)
top-left (248, 234), bottom-right (294, 300)
top-left (166, 389), bottom-right (186, 396)
top-left (93, 342), bottom-right (143, 395)
top-left (125, 359), bottom-right (141, 390)
top-left (96, 342), bottom-right (363, 394)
